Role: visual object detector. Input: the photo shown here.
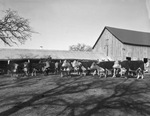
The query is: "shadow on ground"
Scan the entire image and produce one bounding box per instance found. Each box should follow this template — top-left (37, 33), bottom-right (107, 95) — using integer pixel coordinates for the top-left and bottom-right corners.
top-left (0, 75), bottom-right (150, 116)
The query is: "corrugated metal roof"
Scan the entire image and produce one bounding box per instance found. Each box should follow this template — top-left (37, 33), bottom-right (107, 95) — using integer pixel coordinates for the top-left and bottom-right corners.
top-left (0, 48), bottom-right (109, 61)
top-left (106, 26), bottom-right (150, 47)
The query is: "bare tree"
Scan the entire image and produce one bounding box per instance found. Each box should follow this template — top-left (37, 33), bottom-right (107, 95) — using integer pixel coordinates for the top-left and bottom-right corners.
top-left (69, 43), bottom-right (92, 52)
top-left (0, 9), bottom-right (34, 46)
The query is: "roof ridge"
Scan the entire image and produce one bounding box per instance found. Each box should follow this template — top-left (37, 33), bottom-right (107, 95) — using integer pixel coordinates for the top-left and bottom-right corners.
top-left (105, 26), bottom-right (150, 34)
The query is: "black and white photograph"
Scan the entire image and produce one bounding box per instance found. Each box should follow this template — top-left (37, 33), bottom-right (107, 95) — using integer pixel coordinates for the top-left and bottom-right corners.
top-left (0, 0), bottom-right (150, 116)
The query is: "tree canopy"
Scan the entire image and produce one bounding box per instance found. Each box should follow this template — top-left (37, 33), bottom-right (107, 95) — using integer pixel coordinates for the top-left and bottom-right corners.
top-left (69, 43), bottom-right (92, 52)
top-left (0, 9), bottom-right (34, 46)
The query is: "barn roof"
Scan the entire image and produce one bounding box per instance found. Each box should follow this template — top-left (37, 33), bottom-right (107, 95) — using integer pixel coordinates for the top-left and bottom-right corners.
top-left (93, 26), bottom-right (150, 48)
top-left (0, 48), bottom-right (110, 61)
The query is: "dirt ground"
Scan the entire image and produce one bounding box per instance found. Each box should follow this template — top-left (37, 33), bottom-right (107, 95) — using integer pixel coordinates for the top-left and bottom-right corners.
top-left (0, 74), bottom-right (150, 116)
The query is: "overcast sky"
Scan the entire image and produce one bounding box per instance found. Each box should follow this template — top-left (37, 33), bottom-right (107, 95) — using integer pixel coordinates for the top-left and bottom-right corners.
top-left (0, 0), bottom-right (150, 50)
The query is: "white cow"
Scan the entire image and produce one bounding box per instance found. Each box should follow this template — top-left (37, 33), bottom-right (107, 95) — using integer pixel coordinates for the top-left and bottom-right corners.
top-left (112, 60), bottom-right (121, 78)
top-left (61, 60), bottom-right (72, 77)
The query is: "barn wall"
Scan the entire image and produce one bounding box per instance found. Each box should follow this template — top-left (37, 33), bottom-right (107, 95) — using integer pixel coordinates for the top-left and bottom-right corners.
top-left (93, 29), bottom-right (124, 61)
top-left (124, 44), bottom-right (150, 60)
top-left (93, 29), bottom-right (150, 61)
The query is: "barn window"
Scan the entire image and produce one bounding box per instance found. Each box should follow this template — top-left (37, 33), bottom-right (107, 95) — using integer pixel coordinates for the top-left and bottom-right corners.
top-left (126, 57), bottom-right (131, 61)
top-left (144, 58), bottom-right (148, 63)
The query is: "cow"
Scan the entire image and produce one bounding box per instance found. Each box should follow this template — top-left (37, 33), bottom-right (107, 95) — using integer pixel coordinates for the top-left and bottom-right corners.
top-left (121, 60), bottom-right (144, 79)
top-left (42, 61), bottom-right (50, 75)
top-left (98, 60), bottom-right (144, 79)
top-left (35, 59), bottom-right (52, 76)
top-left (28, 59), bottom-right (56, 76)
top-left (96, 60), bottom-right (144, 79)
top-left (112, 60), bottom-right (121, 78)
top-left (7, 61), bottom-right (19, 77)
top-left (49, 61), bottom-right (55, 74)
top-left (54, 61), bottom-right (59, 74)
top-left (29, 62), bottom-right (43, 76)
top-left (144, 60), bottom-right (150, 73)
top-left (60, 60), bottom-right (73, 77)
top-left (31, 67), bottom-right (38, 76)
top-left (71, 60), bottom-right (83, 75)
top-left (77, 60), bottom-right (93, 76)
top-left (97, 61), bottom-right (114, 77)
top-left (80, 65), bottom-right (87, 76)
top-left (22, 62), bottom-right (30, 76)
top-left (89, 62), bottom-right (106, 78)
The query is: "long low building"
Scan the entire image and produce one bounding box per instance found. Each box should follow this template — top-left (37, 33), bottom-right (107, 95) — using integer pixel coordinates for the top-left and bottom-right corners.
top-left (0, 48), bottom-right (110, 61)
top-left (0, 48), bottom-right (110, 74)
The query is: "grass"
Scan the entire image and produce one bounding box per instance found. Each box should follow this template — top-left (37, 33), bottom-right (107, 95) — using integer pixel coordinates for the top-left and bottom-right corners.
top-left (0, 74), bottom-right (150, 116)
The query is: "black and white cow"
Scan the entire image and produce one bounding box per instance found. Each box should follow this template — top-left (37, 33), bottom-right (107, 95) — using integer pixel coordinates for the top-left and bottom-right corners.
top-left (78, 60), bottom-right (94, 76)
top-left (120, 60), bottom-right (144, 79)
top-left (97, 60), bottom-right (144, 79)
top-left (8, 62), bottom-right (19, 77)
top-left (97, 61), bottom-right (114, 77)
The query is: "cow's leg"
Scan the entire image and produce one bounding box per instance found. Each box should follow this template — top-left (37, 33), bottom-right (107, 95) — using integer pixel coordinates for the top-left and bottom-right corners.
top-left (66, 71), bottom-right (69, 77)
top-left (25, 71), bottom-right (27, 76)
top-left (105, 69), bottom-right (108, 78)
top-left (34, 70), bottom-right (37, 76)
top-left (97, 70), bottom-right (100, 77)
top-left (31, 72), bottom-right (33, 76)
top-left (83, 71), bottom-right (86, 76)
top-left (55, 68), bottom-right (59, 74)
top-left (12, 70), bottom-right (15, 77)
top-left (61, 71), bottom-right (64, 77)
top-left (13, 69), bottom-right (18, 78)
top-left (33, 72), bottom-right (35, 76)
top-left (121, 70), bottom-right (127, 79)
top-left (120, 69), bottom-right (123, 77)
top-left (25, 71), bottom-right (28, 76)
top-left (103, 72), bottom-right (107, 78)
top-left (99, 70), bottom-right (104, 78)
top-left (93, 70), bottom-right (97, 76)
top-left (137, 74), bottom-right (140, 79)
top-left (136, 71), bottom-right (141, 79)
top-left (81, 70), bottom-right (86, 77)
top-left (31, 70), bottom-right (35, 76)
top-left (141, 74), bottom-right (144, 79)
top-left (98, 71), bottom-right (101, 78)
top-left (137, 72), bottom-right (144, 79)
top-left (112, 68), bottom-right (116, 78)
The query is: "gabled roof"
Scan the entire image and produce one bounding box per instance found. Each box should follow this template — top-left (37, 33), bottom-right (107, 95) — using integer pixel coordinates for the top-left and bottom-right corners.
top-left (0, 48), bottom-right (109, 61)
top-left (93, 26), bottom-right (150, 48)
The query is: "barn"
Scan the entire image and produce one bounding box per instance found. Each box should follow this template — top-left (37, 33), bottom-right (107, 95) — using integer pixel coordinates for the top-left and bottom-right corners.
top-left (93, 26), bottom-right (150, 62)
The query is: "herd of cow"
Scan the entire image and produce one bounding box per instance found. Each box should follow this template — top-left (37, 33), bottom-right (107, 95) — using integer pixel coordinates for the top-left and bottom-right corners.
top-left (3, 58), bottom-right (147, 79)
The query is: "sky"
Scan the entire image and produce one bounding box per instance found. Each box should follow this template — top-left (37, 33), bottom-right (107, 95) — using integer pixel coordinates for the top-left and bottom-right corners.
top-left (0, 0), bottom-right (150, 50)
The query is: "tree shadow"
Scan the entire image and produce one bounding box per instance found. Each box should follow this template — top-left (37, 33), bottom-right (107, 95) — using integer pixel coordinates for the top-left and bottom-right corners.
top-left (0, 76), bottom-right (150, 116)
top-left (0, 75), bottom-right (46, 90)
